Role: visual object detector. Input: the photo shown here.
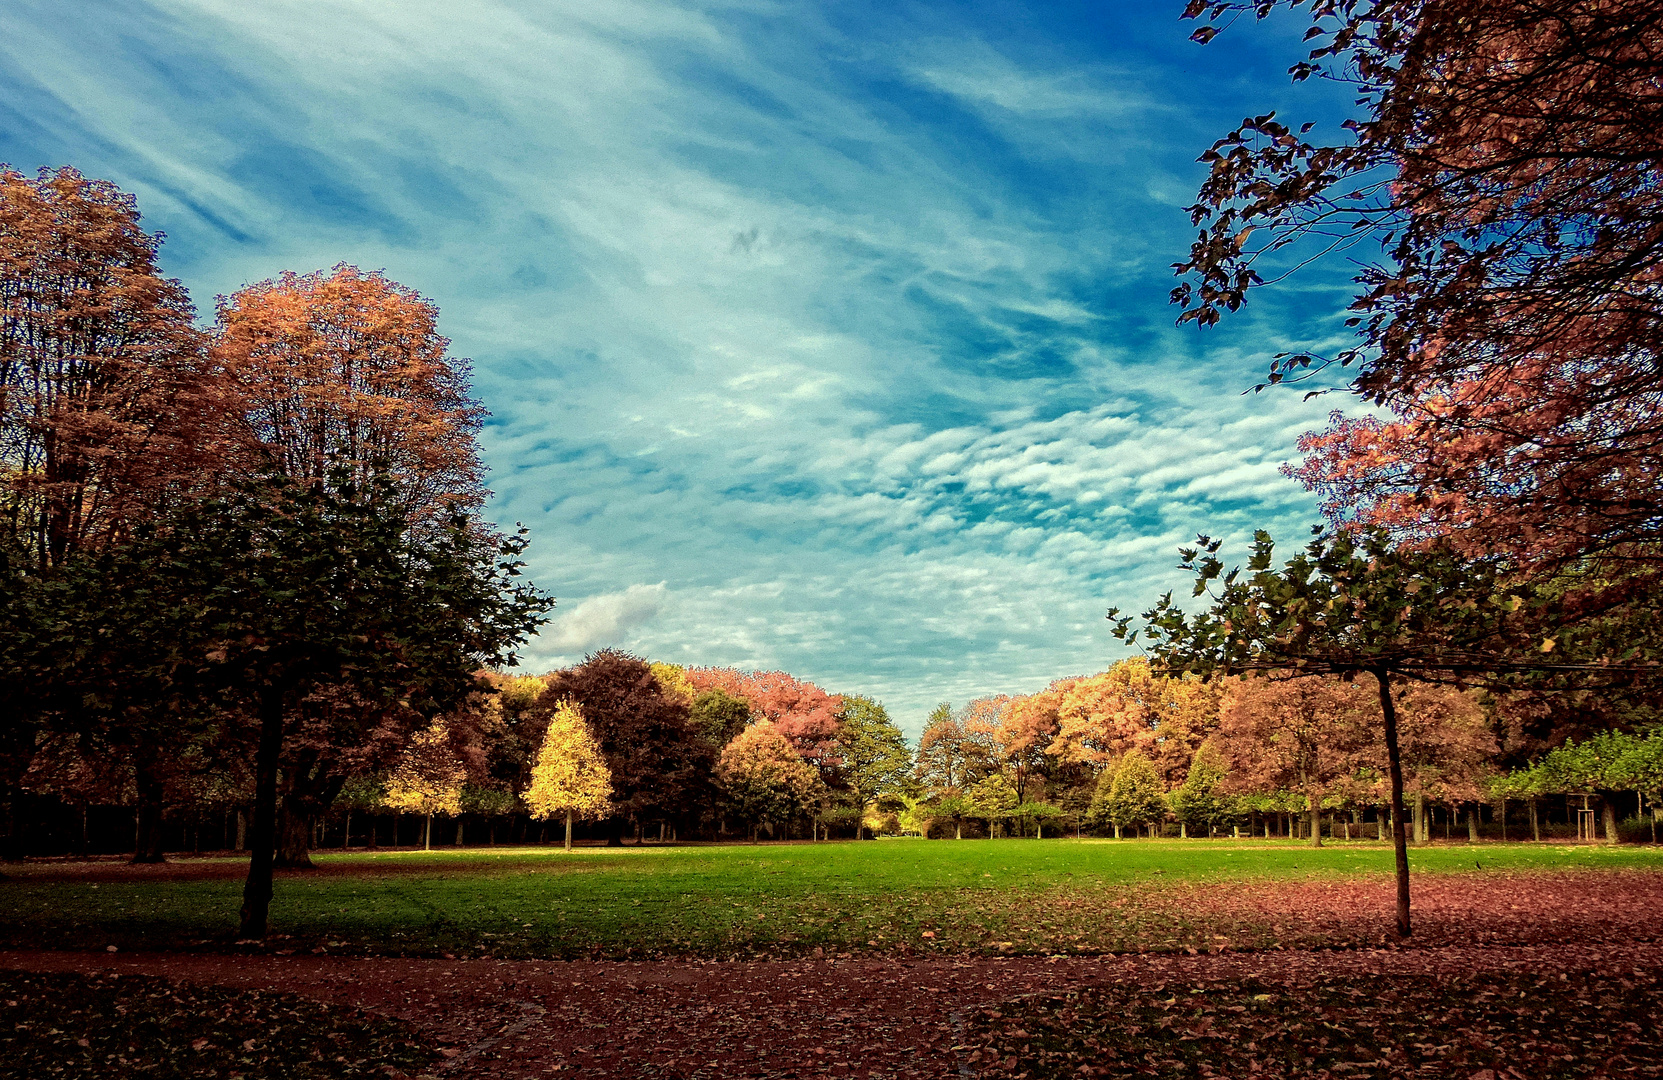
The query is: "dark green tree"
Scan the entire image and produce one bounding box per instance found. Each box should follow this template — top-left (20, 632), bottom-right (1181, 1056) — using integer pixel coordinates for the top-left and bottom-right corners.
top-left (85, 471), bottom-right (548, 937)
top-left (835, 695), bottom-right (914, 840)
top-left (1110, 527), bottom-right (1641, 936)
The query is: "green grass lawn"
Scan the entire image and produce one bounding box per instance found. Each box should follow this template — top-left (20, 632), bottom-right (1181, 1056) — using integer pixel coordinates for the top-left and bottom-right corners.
top-left (4, 838), bottom-right (1660, 959)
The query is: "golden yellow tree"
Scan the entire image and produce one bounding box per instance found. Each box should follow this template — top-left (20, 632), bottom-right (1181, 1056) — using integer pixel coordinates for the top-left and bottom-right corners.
top-left (524, 699), bottom-right (613, 850)
top-left (382, 721), bottom-right (465, 850)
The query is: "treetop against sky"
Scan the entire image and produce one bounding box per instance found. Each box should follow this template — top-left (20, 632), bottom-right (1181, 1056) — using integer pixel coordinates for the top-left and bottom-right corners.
top-left (0, 1), bottom-right (1367, 733)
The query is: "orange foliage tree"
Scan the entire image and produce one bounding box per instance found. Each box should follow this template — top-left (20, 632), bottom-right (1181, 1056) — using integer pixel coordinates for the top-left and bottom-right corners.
top-left (0, 166), bottom-right (210, 568)
top-left (1178, 1), bottom-right (1663, 572)
top-left (684, 668), bottom-right (843, 771)
top-left (1215, 674), bottom-right (1378, 847)
top-left (213, 264), bottom-right (486, 520)
top-left (1049, 658), bottom-right (1220, 786)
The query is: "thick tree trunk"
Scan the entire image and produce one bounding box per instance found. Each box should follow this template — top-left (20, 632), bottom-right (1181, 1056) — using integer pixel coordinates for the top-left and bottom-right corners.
top-left (1373, 669), bottom-right (1412, 938)
top-left (1307, 804), bottom-right (1323, 849)
top-left (955, 821), bottom-right (962, 840)
top-left (1414, 792), bottom-right (1427, 844)
top-left (239, 689), bottom-right (286, 940)
top-left (131, 748), bottom-right (167, 864)
top-left (607, 818), bottom-right (624, 847)
top-left (564, 809), bottom-right (573, 851)
top-left (455, 819), bottom-right (464, 846)
top-left (275, 804), bottom-right (314, 868)
top-left (1467, 804), bottom-right (1480, 843)
top-left (1602, 799), bottom-right (1619, 845)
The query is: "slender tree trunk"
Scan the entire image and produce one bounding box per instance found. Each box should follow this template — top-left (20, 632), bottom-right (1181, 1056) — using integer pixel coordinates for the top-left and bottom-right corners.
top-left (1467, 804), bottom-right (1480, 843)
top-left (239, 689), bottom-right (286, 940)
top-left (564, 809), bottom-right (573, 851)
top-left (455, 819), bottom-right (464, 846)
top-left (955, 821), bottom-right (962, 840)
top-left (1498, 799), bottom-right (1506, 843)
top-left (343, 810), bottom-right (351, 850)
top-left (1530, 798), bottom-right (1540, 842)
top-left (1373, 668), bottom-right (1412, 938)
top-left (235, 809), bottom-right (247, 851)
top-left (423, 814), bottom-right (432, 851)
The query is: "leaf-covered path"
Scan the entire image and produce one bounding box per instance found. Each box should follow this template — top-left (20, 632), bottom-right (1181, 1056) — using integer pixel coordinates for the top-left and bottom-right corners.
top-left (3, 940), bottom-right (1659, 1078)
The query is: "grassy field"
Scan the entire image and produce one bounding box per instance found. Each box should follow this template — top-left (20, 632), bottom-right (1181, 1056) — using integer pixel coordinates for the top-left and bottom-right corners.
top-left (4, 838), bottom-right (1660, 959)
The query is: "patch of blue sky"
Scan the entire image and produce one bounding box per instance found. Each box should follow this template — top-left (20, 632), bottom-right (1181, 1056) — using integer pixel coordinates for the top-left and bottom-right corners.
top-left (0, 0), bottom-right (1377, 732)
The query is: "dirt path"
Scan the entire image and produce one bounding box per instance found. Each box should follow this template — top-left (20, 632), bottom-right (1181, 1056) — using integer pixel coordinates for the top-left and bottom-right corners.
top-left (6, 941), bottom-right (1660, 1079)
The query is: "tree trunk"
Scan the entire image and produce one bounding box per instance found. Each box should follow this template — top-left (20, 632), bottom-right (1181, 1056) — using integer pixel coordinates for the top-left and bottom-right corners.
top-left (607, 817), bottom-right (623, 846)
top-left (1498, 799), bottom-right (1506, 843)
top-left (275, 804), bottom-right (314, 868)
top-left (1373, 669), bottom-right (1412, 938)
top-left (1602, 799), bottom-right (1619, 845)
top-left (235, 809), bottom-right (248, 851)
top-left (423, 814), bottom-right (432, 851)
top-left (1180, 821), bottom-right (1187, 839)
top-left (343, 810), bottom-right (351, 850)
top-left (455, 819), bottom-right (464, 846)
top-left (1113, 823), bottom-right (1121, 839)
top-left (239, 688), bottom-right (286, 940)
top-left (955, 821), bottom-right (962, 840)
top-left (1530, 798), bottom-right (1540, 842)
top-left (1467, 804), bottom-right (1480, 843)
top-left (131, 748), bottom-right (167, 864)
top-left (1414, 792), bottom-right (1427, 844)
top-left (1307, 803), bottom-right (1323, 849)
top-left (564, 809), bottom-right (573, 851)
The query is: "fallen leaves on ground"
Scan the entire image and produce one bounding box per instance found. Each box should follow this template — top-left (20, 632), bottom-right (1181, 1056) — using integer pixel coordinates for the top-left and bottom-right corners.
top-left (964, 965), bottom-right (1663, 1078)
top-left (0, 969), bottom-right (437, 1079)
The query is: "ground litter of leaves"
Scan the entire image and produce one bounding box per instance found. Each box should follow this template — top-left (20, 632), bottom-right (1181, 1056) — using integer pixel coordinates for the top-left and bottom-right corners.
top-left (0, 968), bottom-right (435, 1080)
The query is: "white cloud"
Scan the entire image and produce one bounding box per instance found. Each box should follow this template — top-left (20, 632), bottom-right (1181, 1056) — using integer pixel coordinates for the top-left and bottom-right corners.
top-left (540, 582), bottom-right (670, 656)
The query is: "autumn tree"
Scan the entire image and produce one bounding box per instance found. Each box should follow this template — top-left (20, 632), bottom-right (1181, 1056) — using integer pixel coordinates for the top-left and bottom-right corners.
top-left (1215, 675), bottom-right (1376, 846)
top-left (523, 699), bottom-right (612, 850)
top-left (541, 650), bottom-right (710, 844)
top-left (685, 667), bottom-right (843, 771)
top-left (835, 695), bottom-right (914, 839)
top-left (1177, 1), bottom-right (1663, 576)
top-left (716, 721), bottom-right (821, 841)
top-left (916, 702), bottom-right (986, 794)
top-left (1049, 658), bottom-right (1220, 786)
top-left (383, 720), bottom-right (467, 850)
top-left (0, 167), bottom-right (216, 859)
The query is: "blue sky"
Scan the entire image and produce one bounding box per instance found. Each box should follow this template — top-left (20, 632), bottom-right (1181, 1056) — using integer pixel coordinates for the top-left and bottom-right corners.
top-left (2, 0), bottom-right (1364, 734)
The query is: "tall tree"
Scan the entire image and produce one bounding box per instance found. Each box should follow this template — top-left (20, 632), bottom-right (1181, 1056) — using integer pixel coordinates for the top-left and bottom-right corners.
top-left (523, 699), bottom-right (612, 850)
top-left (1176, 0), bottom-right (1663, 571)
top-left (210, 265), bottom-right (491, 864)
top-left (0, 167), bottom-right (213, 858)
